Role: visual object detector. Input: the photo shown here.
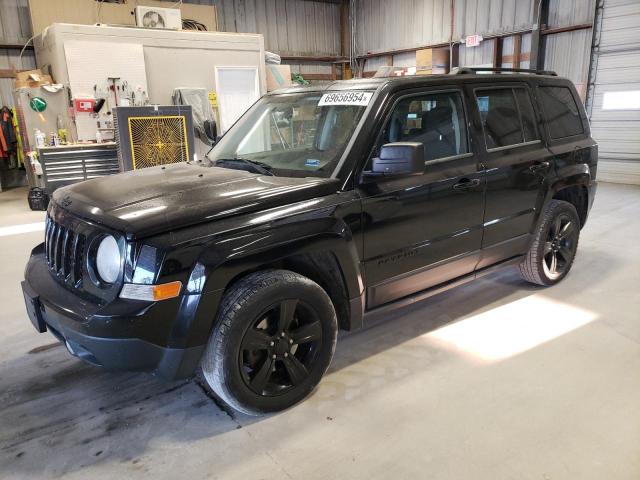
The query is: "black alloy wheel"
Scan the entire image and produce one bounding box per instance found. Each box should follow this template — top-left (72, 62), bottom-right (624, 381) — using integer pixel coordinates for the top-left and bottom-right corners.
top-left (542, 213), bottom-right (578, 280)
top-left (520, 199), bottom-right (581, 286)
top-left (200, 270), bottom-right (337, 415)
top-left (240, 298), bottom-right (323, 396)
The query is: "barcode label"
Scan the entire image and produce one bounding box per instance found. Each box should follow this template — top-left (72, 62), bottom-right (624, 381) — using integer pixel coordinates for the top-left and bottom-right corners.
top-left (318, 91), bottom-right (373, 106)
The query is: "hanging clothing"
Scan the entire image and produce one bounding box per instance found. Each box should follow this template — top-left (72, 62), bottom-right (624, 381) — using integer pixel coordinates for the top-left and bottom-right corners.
top-left (11, 107), bottom-right (25, 167)
top-left (0, 107), bottom-right (17, 159)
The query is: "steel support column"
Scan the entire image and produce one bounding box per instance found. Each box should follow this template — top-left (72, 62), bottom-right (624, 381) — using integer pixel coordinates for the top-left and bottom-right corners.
top-left (530, 0), bottom-right (550, 70)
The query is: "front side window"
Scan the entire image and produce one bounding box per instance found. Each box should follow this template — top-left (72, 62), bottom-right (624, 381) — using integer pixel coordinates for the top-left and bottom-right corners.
top-left (538, 86), bottom-right (584, 139)
top-left (208, 91), bottom-right (370, 177)
top-left (377, 91), bottom-right (469, 163)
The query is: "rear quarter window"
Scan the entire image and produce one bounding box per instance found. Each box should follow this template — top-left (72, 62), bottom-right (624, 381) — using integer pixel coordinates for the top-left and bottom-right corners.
top-left (538, 86), bottom-right (584, 139)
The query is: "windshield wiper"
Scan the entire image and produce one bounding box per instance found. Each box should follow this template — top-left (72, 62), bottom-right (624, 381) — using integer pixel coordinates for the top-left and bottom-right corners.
top-left (214, 158), bottom-right (275, 176)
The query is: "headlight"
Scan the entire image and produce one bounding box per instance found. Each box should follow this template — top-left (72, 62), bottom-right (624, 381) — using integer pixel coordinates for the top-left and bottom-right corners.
top-left (95, 235), bottom-right (121, 284)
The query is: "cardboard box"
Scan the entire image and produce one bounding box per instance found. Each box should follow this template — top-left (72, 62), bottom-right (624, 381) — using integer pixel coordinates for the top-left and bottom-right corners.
top-left (415, 47), bottom-right (449, 74)
top-left (415, 48), bottom-right (433, 71)
top-left (15, 69), bottom-right (53, 88)
top-left (266, 64), bottom-right (292, 92)
top-left (432, 47), bottom-right (450, 74)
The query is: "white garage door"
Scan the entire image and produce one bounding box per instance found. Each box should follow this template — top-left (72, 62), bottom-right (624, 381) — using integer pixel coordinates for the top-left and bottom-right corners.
top-left (589, 0), bottom-right (640, 184)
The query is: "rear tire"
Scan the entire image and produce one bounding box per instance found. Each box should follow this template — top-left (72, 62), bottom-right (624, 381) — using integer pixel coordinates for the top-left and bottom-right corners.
top-left (200, 269), bottom-right (338, 415)
top-left (519, 200), bottom-right (580, 286)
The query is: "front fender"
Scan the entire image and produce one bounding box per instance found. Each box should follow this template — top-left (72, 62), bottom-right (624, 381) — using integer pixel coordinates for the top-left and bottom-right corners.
top-left (202, 220), bottom-right (364, 298)
top-left (156, 192), bottom-right (364, 347)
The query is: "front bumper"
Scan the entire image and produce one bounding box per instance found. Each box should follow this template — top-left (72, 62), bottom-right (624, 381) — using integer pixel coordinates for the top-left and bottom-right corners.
top-left (22, 246), bottom-right (205, 379)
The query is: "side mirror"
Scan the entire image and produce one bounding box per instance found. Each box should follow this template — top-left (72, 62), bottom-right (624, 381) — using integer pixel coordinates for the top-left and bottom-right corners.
top-left (369, 142), bottom-right (424, 176)
top-left (203, 119), bottom-right (218, 145)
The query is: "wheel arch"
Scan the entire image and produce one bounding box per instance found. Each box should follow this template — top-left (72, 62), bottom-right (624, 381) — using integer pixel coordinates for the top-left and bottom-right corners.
top-left (233, 252), bottom-right (351, 329)
top-left (201, 231), bottom-right (364, 334)
top-left (547, 164), bottom-right (592, 228)
top-left (552, 184), bottom-right (589, 228)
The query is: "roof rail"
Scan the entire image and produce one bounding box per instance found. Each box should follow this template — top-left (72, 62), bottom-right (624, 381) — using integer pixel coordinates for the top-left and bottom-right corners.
top-left (451, 67), bottom-right (558, 76)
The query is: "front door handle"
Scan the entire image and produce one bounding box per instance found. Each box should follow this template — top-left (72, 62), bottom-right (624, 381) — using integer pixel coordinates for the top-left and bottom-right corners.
top-left (453, 178), bottom-right (480, 191)
top-left (529, 161), bottom-right (550, 173)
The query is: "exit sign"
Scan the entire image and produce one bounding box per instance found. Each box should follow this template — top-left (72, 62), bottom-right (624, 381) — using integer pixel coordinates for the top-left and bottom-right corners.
top-left (465, 34), bottom-right (483, 47)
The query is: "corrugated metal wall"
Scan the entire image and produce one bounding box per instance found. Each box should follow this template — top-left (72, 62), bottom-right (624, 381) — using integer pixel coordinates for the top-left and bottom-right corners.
top-left (0, 0), bottom-right (36, 107)
top-left (453, 0), bottom-right (535, 38)
top-left (121, 1), bottom-right (599, 84)
top-left (185, 0), bottom-right (339, 74)
top-left (187, 0), bottom-right (341, 55)
top-left (544, 0), bottom-right (595, 87)
top-left (357, 0), bottom-right (595, 86)
top-left (0, 1), bottom-right (599, 89)
top-left (548, 0), bottom-right (595, 27)
top-left (355, 0), bottom-right (452, 55)
top-left (458, 39), bottom-right (494, 67)
top-left (544, 29), bottom-right (592, 87)
top-left (355, 0), bottom-right (537, 57)
top-left (589, 0), bottom-right (640, 184)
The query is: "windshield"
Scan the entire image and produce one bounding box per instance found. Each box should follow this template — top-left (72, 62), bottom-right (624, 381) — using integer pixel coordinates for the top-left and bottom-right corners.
top-left (207, 91), bottom-right (372, 178)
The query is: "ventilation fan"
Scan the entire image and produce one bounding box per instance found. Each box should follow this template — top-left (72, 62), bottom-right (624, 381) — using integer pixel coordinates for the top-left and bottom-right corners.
top-left (135, 6), bottom-right (182, 30)
top-left (142, 11), bottom-right (165, 28)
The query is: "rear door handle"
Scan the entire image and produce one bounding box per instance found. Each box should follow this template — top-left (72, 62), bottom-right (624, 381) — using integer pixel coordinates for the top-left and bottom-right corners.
top-left (529, 161), bottom-right (550, 172)
top-left (453, 178), bottom-right (481, 191)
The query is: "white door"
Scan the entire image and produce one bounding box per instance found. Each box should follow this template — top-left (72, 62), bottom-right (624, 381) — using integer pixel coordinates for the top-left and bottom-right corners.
top-left (214, 67), bottom-right (260, 133)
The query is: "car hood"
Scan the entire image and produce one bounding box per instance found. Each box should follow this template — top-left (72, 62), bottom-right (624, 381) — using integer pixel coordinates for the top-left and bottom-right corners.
top-left (53, 162), bottom-right (339, 238)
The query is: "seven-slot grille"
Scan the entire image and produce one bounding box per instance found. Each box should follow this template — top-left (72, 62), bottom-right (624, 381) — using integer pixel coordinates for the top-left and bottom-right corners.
top-left (44, 215), bottom-right (86, 287)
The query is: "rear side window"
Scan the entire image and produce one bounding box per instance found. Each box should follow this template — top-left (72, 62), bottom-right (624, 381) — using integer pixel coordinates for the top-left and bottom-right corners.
top-left (514, 89), bottom-right (538, 142)
top-left (538, 86), bottom-right (584, 139)
top-left (475, 87), bottom-right (539, 149)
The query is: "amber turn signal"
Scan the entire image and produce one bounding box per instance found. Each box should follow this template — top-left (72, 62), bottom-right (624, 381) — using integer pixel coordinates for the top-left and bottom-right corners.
top-left (120, 281), bottom-right (183, 301)
top-left (152, 281), bottom-right (182, 300)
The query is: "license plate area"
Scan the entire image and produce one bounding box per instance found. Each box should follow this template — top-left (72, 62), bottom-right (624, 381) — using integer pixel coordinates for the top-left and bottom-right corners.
top-left (22, 281), bottom-right (47, 333)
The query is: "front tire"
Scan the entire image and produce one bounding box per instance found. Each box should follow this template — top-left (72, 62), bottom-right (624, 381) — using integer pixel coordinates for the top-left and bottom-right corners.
top-left (520, 200), bottom-right (580, 286)
top-left (200, 269), bottom-right (338, 415)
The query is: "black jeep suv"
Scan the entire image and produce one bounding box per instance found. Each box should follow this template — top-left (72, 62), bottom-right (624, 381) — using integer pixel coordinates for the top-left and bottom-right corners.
top-left (22, 69), bottom-right (597, 414)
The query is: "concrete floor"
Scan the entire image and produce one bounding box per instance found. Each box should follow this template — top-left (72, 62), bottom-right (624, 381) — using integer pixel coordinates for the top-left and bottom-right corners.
top-left (0, 183), bottom-right (639, 479)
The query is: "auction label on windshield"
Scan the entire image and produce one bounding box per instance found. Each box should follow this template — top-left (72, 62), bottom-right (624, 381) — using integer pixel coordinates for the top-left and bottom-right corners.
top-left (318, 91), bottom-right (373, 107)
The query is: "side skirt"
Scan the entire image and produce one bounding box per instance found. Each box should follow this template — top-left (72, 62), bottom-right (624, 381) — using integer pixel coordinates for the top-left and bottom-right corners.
top-left (359, 255), bottom-right (524, 326)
